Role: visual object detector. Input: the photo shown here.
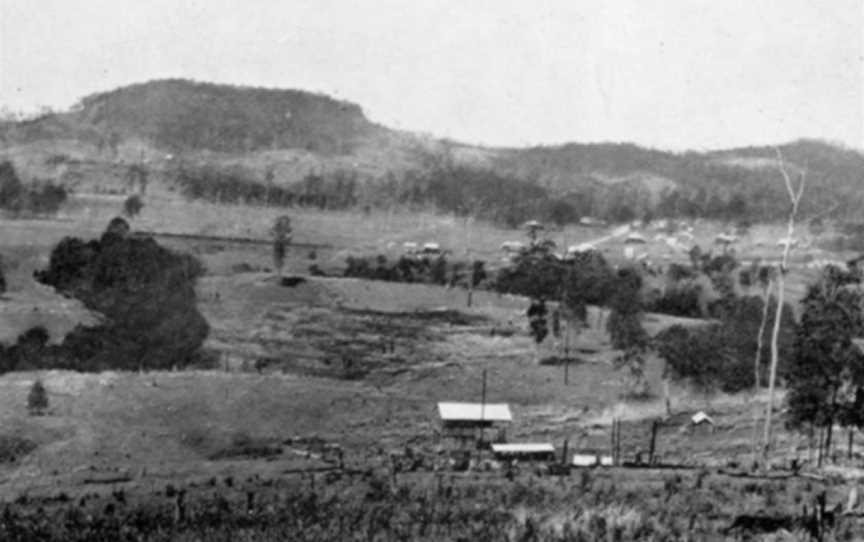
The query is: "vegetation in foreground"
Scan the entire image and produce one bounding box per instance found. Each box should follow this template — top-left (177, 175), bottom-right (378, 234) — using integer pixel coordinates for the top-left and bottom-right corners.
top-left (0, 466), bottom-right (859, 541)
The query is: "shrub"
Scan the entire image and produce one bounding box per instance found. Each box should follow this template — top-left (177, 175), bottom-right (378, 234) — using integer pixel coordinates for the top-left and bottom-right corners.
top-left (27, 380), bottom-right (48, 415)
top-left (122, 194), bottom-right (144, 218)
top-left (0, 435), bottom-right (37, 462)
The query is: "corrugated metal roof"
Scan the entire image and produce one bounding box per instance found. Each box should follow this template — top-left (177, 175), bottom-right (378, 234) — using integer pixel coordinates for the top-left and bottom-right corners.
top-left (437, 402), bottom-right (512, 422)
top-left (491, 443), bottom-right (554, 454)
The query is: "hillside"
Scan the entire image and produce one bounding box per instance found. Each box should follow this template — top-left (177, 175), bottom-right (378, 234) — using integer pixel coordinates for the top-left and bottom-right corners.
top-left (1, 79), bottom-right (863, 225)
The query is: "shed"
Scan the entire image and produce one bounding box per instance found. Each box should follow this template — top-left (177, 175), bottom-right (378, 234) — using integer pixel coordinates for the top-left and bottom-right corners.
top-left (437, 402), bottom-right (512, 450)
top-left (491, 443), bottom-right (555, 461)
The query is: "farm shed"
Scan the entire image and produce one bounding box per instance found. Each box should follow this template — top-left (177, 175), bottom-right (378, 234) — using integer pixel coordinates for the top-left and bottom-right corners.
top-left (491, 443), bottom-right (555, 462)
top-left (437, 402), bottom-right (512, 450)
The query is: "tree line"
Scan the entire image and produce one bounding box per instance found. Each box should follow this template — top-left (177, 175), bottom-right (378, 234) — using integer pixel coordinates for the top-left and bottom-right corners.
top-left (0, 161), bottom-right (67, 216)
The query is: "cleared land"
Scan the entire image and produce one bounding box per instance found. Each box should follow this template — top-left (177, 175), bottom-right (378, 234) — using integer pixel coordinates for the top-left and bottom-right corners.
top-left (0, 196), bottom-right (862, 538)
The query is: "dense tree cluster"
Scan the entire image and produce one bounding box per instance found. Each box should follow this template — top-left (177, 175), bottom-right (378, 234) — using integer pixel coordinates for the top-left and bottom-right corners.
top-left (785, 266), bottom-right (864, 455)
top-left (29, 218), bottom-right (209, 371)
top-left (0, 161), bottom-right (67, 215)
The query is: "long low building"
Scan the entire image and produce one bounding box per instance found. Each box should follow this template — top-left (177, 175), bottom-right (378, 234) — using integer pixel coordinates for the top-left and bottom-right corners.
top-left (491, 443), bottom-right (556, 461)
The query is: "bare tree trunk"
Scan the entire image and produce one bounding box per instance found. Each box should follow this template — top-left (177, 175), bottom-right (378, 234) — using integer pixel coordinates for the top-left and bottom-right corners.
top-left (762, 149), bottom-right (806, 467)
top-left (751, 280), bottom-right (772, 457)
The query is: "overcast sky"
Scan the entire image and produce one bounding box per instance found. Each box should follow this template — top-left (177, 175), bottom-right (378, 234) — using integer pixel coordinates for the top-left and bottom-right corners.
top-left (1, 0), bottom-right (861, 150)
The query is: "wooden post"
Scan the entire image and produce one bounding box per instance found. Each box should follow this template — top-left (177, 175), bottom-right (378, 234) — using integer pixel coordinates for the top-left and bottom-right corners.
top-left (648, 419), bottom-right (659, 465)
top-left (564, 324), bottom-right (570, 385)
top-left (480, 369), bottom-right (487, 420)
top-left (849, 428), bottom-right (854, 460)
top-left (616, 418), bottom-right (622, 465)
top-left (817, 425), bottom-right (825, 468)
top-left (480, 369), bottom-right (487, 450)
top-left (611, 419), bottom-right (618, 466)
top-left (562, 439), bottom-right (569, 465)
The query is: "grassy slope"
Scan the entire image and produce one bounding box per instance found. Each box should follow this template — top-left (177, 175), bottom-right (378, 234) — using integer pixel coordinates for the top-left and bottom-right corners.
top-left (0, 195), bottom-right (855, 512)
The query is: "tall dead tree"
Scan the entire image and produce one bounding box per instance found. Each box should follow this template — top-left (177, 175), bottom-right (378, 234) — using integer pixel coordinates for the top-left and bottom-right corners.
top-left (751, 264), bottom-right (774, 457)
top-left (761, 148), bottom-right (806, 465)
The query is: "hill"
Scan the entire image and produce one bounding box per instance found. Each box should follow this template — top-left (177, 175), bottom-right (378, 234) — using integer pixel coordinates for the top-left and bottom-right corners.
top-left (1, 79), bottom-right (863, 226)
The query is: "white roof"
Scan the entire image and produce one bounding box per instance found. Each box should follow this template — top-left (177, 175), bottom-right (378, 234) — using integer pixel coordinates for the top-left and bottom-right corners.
top-left (567, 242), bottom-right (596, 253)
top-left (402, 242), bottom-right (418, 248)
top-left (491, 443), bottom-right (555, 454)
top-left (423, 242), bottom-right (441, 250)
top-left (501, 240), bottom-right (526, 250)
top-left (691, 411), bottom-right (714, 425)
top-left (572, 454), bottom-right (613, 466)
top-left (715, 233), bottom-right (738, 243)
top-left (624, 233), bottom-right (647, 244)
top-left (524, 220), bottom-right (544, 228)
top-left (437, 402), bottom-right (512, 422)
top-left (571, 454), bottom-right (600, 466)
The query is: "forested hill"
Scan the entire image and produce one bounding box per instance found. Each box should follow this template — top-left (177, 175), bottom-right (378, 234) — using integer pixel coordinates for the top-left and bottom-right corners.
top-left (1, 79), bottom-right (862, 226)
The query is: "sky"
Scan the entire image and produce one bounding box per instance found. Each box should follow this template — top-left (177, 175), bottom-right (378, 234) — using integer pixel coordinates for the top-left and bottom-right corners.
top-left (1, 0), bottom-right (862, 151)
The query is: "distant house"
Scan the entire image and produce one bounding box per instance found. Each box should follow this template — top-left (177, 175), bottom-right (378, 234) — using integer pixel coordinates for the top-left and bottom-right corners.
top-left (714, 233), bottom-right (738, 245)
top-left (421, 242), bottom-right (443, 255)
top-left (567, 242), bottom-right (597, 254)
top-left (624, 232), bottom-right (647, 244)
top-left (501, 240), bottom-right (527, 253)
top-left (402, 242), bottom-right (419, 254)
top-left (776, 237), bottom-right (799, 249)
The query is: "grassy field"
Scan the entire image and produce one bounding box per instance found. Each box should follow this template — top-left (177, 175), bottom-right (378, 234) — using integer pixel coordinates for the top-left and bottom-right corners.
top-left (1, 195), bottom-right (863, 539)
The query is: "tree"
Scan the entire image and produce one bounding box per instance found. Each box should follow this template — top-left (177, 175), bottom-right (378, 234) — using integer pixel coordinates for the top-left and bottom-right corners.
top-left (27, 380), bottom-right (48, 415)
top-left (607, 267), bottom-right (650, 394)
top-left (0, 161), bottom-right (24, 212)
top-left (271, 215), bottom-right (292, 276)
top-left (786, 266), bottom-right (864, 465)
top-left (123, 195), bottom-right (144, 218)
top-left (762, 148), bottom-right (806, 465)
top-left (527, 300), bottom-right (548, 345)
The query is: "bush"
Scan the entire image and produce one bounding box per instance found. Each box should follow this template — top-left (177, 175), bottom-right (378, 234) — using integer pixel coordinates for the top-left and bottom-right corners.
top-left (27, 380), bottom-right (48, 415)
top-left (123, 194), bottom-right (144, 218)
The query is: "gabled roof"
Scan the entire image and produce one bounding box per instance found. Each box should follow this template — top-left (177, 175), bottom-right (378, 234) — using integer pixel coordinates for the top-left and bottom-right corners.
top-left (691, 411), bottom-right (714, 425)
top-left (437, 402), bottom-right (512, 422)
